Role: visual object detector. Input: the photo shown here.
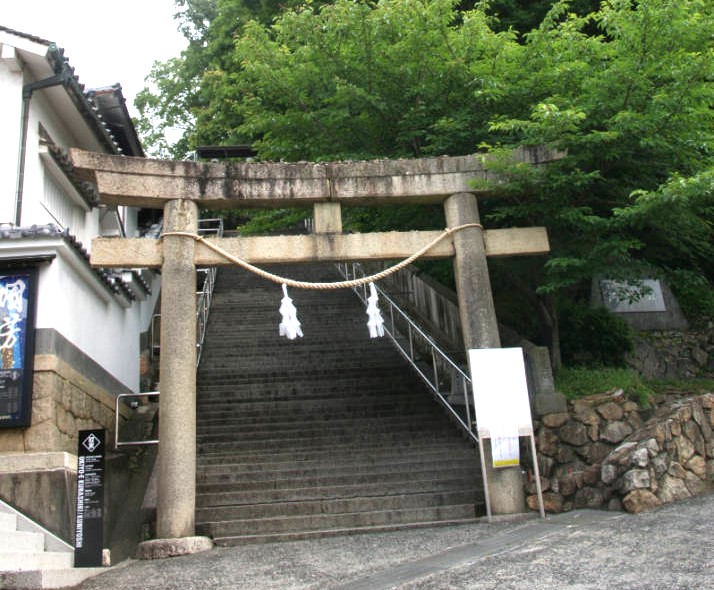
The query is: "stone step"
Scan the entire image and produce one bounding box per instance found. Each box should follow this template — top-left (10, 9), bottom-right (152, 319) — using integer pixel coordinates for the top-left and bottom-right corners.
top-left (197, 455), bottom-right (478, 484)
top-left (0, 551), bottom-right (73, 571)
top-left (195, 398), bottom-right (433, 418)
top-left (190, 264), bottom-right (482, 543)
top-left (198, 504), bottom-right (478, 538)
top-left (0, 512), bottom-right (17, 532)
top-left (196, 413), bottom-right (451, 436)
top-left (197, 445), bottom-right (477, 471)
top-left (0, 568), bottom-right (105, 590)
top-left (196, 489), bottom-right (479, 522)
top-left (196, 466), bottom-right (480, 494)
top-left (211, 517), bottom-right (479, 546)
top-left (195, 420), bottom-right (454, 444)
top-left (0, 530), bottom-right (45, 553)
top-left (197, 430), bottom-right (463, 454)
top-left (197, 476), bottom-right (480, 508)
top-left (196, 439), bottom-right (474, 465)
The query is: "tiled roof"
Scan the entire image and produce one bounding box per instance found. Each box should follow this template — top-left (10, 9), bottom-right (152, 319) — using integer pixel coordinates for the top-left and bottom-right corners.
top-left (0, 224), bottom-right (140, 302)
top-left (0, 25), bottom-right (144, 157)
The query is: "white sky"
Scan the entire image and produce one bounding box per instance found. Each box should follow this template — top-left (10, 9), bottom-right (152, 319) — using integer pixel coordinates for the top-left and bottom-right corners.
top-left (2, 1), bottom-right (187, 117)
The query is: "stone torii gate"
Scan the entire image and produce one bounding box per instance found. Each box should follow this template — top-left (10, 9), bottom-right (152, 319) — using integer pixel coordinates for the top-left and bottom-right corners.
top-left (70, 146), bottom-right (558, 546)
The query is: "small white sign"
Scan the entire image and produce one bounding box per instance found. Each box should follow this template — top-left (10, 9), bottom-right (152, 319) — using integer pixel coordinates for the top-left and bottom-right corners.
top-left (468, 347), bottom-right (532, 468)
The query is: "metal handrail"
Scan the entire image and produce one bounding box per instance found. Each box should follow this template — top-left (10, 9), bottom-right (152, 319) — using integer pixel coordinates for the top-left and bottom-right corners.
top-left (336, 262), bottom-right (477, 444)
top-left (150, 218), bottom-right (224, 369)
top-left (195, 218), bottom-right (223, 366)
top-left (114, 391), bottom-right (160, 448)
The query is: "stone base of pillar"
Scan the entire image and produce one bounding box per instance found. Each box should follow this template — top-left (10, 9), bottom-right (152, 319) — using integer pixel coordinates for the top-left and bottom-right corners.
top-left (136, 536), bottom-right (213, 560)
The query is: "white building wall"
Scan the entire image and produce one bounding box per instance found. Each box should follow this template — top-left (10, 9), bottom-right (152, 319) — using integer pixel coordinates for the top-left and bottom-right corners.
top-left (0, 32), bottom-right (160, 393)
top-left (0, 45), bottom-right (24, 224)
top-left (35, 247), bottom-right (159, 391)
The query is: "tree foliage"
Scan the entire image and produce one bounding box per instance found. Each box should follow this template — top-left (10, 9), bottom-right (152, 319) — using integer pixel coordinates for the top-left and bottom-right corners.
top-left (137, 0), bottom-right (714, 366)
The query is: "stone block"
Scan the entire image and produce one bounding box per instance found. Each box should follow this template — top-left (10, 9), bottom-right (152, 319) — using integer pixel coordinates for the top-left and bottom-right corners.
top-left (686, 455), bottom-right (707, 477)
top-left (0, 431), bottom-right (25, 452)
top-left (572, 401), bottom-right (600, 425)
top-left (596, 402), bottom-right (624, 421)
top-left (652, 454), bottom-right (668, 477)
top-left (536, 427), bottom-right (559, 456)
top-left (578, 442), bottom-right (612, 464)
top-left (558, 474), bottom-right (579, 497)
top-left (683, 420), bottom-right (705, 456)
top-left (601, 421), bottom-right (633, 444)
top-left (668, 462), bottom-right (687, 479)
top-left (607, 441), bottom-right (637, 466)
top-left (583, 463), bottom-right (601, 485)
top-left (622, 469), bottom-right (650, 492)
top-left (675, 435), bottom-right (695, 463)
top-left (623, 401), bottom-right (639, 412)
top-left (632, 447), bottom-right (650, 467)
top-left (626, 412), bottom-right (644, 431)
top-left (622, 489), bottom-right (660, 513)
top-left (601, 463), bottom-right (618, 485)
top-left (558, 420), bottom-right (589, 446)
top-left (555, 445), bottom-right (576, 464)
top-left (23, 421), bottom-right (61, 452)
top-left (657, 474), bottom-right (691, 503)
top-left (587, 423), bottom-right (599, 442)
top-left (525, 476), bottom-right (550, 495)
top-left (527, 492), bottom-right (563, 514)
top-left (684, 472), bottom-right (707, 496)
top-left (574, 487), bottom-right (604, 509)
top-left (642, 437), bottom-right (660, 457)
top-left (542, 412), bottom-right (569, 428)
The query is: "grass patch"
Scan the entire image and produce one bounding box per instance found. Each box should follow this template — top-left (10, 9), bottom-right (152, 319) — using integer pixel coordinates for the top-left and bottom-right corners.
top-left (555, 366), bottom-right (655, 406)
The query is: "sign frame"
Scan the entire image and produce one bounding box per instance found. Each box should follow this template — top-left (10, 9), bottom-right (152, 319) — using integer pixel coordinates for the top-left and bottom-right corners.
top-left (0, 267), bottom-right (38, 429)
top-left (468, 347), bottom-right (545, 521)
top-left (75, 428), bottom-right (106, 568)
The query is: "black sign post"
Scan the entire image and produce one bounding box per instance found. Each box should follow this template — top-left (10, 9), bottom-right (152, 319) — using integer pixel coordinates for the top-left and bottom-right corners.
top-left (75, 429), bottom-right (105, 567)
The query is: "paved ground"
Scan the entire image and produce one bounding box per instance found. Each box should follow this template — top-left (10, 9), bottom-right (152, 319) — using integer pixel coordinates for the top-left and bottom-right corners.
top-left (79, 492), bottom-right (714, 590)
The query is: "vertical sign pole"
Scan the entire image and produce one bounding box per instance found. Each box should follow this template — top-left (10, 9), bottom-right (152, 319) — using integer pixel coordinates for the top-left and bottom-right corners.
top-left (75, 429), bottom-right (105, 567)
top-left (156, 199), bottom-right (199, 539)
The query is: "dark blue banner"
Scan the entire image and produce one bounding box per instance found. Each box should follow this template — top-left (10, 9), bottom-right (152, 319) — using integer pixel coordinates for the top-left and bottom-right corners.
top-left (0, 268), bottom-right (37, 428)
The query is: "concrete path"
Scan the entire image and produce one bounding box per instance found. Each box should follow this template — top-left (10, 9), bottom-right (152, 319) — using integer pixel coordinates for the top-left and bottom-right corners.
top-left (78, 492), bottom-right (714, 590)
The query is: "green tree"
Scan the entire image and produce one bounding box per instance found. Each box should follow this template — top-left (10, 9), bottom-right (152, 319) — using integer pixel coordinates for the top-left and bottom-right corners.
top-left (137, 0), bottom-right (714, 368)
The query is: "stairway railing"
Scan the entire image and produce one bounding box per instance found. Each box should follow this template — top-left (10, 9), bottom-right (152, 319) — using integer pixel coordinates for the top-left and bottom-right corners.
top-left (195, 218), bottom-right (224, 366)
top-left (336, 262), bottom-right (478, 444)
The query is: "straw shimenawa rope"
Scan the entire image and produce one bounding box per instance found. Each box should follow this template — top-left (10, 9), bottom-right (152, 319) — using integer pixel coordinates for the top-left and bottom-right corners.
top-left (161, 223), bottom-right (483, 289)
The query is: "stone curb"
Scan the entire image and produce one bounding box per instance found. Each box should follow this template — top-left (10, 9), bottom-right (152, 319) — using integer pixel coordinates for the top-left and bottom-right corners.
top-left (136, 536), bottom-right (213, 560)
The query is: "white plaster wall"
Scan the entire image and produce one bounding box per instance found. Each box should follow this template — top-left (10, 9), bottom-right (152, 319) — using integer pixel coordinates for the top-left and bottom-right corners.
top-left (35, 249), bottom-right (160, 391)
top-left (0, 46), bottom-right (24, 224)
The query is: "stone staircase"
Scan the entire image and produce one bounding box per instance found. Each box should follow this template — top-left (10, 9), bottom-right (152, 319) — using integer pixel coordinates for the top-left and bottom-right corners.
top-left (195, 263), bottom-right (484, 545)
top-left (0, 500), bottom-right (103, 589)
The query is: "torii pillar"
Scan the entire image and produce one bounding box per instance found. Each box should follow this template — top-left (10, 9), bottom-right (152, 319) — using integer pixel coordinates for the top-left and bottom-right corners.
top-left (156, 199), bottom-right (199, 539)
top-left (445, 192), bottom-right (525, 515)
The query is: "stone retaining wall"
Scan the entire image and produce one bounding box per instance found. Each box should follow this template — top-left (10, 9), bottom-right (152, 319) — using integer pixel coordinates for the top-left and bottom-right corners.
top-left (0, 355), bottom-right (126, 454)
top-left (528, 391), bottom-right (714, 514)
top-left (627, 321), bottom-right (714, 380)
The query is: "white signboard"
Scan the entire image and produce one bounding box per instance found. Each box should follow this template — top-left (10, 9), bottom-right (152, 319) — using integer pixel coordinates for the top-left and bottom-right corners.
top-left (468, 347), bottom-right (533, 467)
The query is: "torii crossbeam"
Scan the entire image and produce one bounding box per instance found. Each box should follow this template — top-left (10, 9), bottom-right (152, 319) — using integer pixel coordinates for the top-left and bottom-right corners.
top-left (70, 146), bottom-right (560, 542)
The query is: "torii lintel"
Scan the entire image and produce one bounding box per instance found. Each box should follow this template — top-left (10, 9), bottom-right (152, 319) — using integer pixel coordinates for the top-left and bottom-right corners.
top-left (68, 146), bottom-right (563, 209)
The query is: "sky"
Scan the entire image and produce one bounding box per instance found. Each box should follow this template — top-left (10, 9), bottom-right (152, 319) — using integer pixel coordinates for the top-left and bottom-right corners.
top-left (1, 0), bottom-right (187, 117)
